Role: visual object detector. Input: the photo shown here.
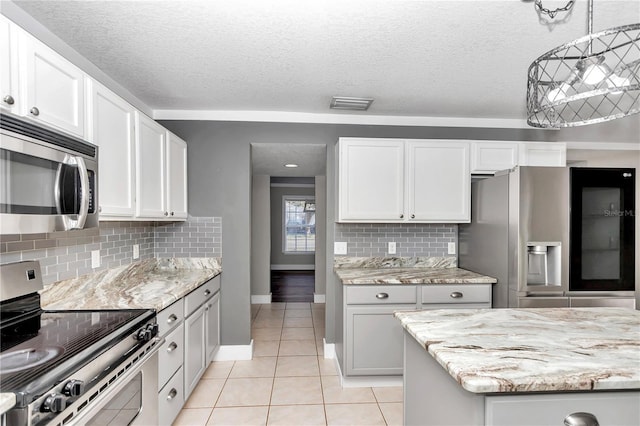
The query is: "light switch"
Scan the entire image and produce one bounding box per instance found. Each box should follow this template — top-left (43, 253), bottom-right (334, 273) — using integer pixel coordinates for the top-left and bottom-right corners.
top-left (91, 250), bottom-right (101, 268)
top-left (133, 244), bottom-right (140, 259)
top-left (334, 242), bottom-right (348, 255)
top-left (448, 242), bottom-right (456, 255)
top-left (388, 242), bottom-right (396, 254)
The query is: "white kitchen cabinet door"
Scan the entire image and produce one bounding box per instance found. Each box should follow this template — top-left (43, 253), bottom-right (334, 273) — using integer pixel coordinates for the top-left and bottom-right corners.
top-left (518, 142), bottom-right (566, 167)
top-left (166, 132), bottom-right (188, 219)
top-left (0, 16), bottom-right (19, 113)
top-left (183, 304), bottom-right (206, 399)
top-left (19, 31), bottom-right (85, 137)
top-left (135, 112), bottom-right (167, 218)
top-left (205, 292), bottom-right (220, 364)
top-left (87, 81), bottom-right (136, 217)
top-left (338, 138), bottom-right (405, 222)
top-left (406, 140), bottom-right (470, 222)
top-left (470, 142), bottom-right (518, 174)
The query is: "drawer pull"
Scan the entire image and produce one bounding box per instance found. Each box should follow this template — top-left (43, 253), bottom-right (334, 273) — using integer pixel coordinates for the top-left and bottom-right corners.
top-left (204, 289), bottom-right (211, 297)
top-left (166, 388), bottom-right (178, 401)
top-left (167, 314), bottom-right (178, 324)
top-left (564, 412), bottom-right (599, 426)
top-left (167, 342), bottom-right (178, 353)
top-left (450, 292), bottom-right (463, 299)
top-left (375, 293), bottom-right (389, 299)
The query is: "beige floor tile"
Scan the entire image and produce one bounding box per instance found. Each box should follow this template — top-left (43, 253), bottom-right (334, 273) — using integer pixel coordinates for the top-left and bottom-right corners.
top-left (202, 361), bottom-right (234, 379)
top-left (266, 404), bottom-right (326, 426)
top-left (275, 355), bottom-right (319, 377)
top-left (253, 340), bottom-right (280, 357)
top-left (317, 356), bottom-right (338, 376)
top-left (379, 402), bottom-right (403, 426)
top-left (184, 379), bottom-right (225, 408)
top-left (253, 317), bottom-right (284, 328)
top-left (256, 310), bottom-right (285, 320)
top-left (252, 327), bottom-right (282, 341)
top-left (278, 339), bottom-right (317, 356)
top-left (216, 378), bottom-right (273, 407)
top-left (324, 403), bottom-right (386, 426)
top-left (285, 302), bottom-right (311, 310)
top-left (283, 317), bottom-right (313, 328)
top-left (315, 341), bottom-right (324, 356)
top-left (173, 407), bottom-right (213, 425)
top-left (270, 377), bottom-right (323, 405)
top-left (284, 309), bottom-right (311, 318)
top-left (229, 357), bottom-right (277, 378)
top-left (206, 406), bottom-right (269, 426)
top-left (372, 386), bottom-right (403, 403)
top-left (262, 302), bottom-right (286, 310)
top-left (281, 327), bottom-right (315, 340)
top-left (321, 376), bottom-right (376, 404)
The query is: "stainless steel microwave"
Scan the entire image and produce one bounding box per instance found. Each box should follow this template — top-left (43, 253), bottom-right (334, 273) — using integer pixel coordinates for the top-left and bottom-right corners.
top-left (0, 113), bottom-right (98, 234)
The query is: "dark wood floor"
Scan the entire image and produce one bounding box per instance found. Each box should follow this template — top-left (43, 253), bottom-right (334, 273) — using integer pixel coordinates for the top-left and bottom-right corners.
top-left (271, 270), bottom-right (315, 303)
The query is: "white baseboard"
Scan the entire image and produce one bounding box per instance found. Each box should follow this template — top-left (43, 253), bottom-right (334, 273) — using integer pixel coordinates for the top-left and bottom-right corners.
top-left (212, 340), bottom-right (254, 361)
top-left (314, 293), bottom-right (326, 303)
top-left (251, 294), bottom-right (272, 304)
top-left (323, 338), bottom-right (335, 359)
top-left (270, 264), bottom-right (315, 270)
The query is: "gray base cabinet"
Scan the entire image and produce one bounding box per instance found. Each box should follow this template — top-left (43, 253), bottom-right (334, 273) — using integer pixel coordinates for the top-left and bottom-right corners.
top-left (341, 283), bottom-right (491, 379)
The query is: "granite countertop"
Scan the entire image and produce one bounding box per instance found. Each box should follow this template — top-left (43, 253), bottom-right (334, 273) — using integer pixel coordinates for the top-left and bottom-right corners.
top-left (0, 393), bottom-right (16, 416)
top-left (395, 307), bottom-right (640, 394)
top-left (39, 257), bottom-right (221, 311)
top-left (334, 256), bottom-right (496, 285)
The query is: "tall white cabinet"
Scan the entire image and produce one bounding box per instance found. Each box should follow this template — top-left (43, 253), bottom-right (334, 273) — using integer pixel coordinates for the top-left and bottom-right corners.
top-left (0, 15), bottom-right (19, 114)
top-left (135, 112), bottom-right (167, 218)
top-left (167, 132), bottom-right (188, 219)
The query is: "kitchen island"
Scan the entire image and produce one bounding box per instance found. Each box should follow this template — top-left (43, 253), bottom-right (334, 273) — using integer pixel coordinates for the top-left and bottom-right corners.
top-left (395, 308), bottom-right (640, 426)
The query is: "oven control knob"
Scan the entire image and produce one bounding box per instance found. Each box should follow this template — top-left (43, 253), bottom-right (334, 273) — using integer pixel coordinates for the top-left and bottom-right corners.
top-left (41, 393), bottom-right (65, 413)
top-left (147, 323), bottom-right (159, 337)
top-left (136, 328), bottom-right (152, 341)
top-left (62, 379), bottom-right (84, 397)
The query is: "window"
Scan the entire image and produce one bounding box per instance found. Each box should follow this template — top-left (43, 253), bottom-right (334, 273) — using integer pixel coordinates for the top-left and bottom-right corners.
top-left (283, 196), bottom-right (315, 253)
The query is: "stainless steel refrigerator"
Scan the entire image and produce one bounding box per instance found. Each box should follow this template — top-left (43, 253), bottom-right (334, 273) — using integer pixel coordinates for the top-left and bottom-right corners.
top-left (459, 166), bottom-right (635, 308)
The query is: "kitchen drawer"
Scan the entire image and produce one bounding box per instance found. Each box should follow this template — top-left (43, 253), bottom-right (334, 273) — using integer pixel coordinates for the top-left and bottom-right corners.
top-left (421, 284), bottom-right (491, 305)
top-left (157, 299), bottom-right (184, 336)
top-left (345, 285), bottom-right (417, 305)
top-left (158, 324), bottom-right (184, 388)
top-left (158, 367), bottom-right (184, 426)
top-left (185, 278), bottom-right (217, 317)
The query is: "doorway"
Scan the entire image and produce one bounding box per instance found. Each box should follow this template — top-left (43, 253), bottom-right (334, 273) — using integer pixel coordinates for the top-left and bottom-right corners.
top-left (271, 270), bottom-right (315, 302)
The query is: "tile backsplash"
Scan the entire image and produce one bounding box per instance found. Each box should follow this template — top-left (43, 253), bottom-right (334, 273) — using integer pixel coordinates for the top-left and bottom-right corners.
top-left (0, 216), bottom-right (221, 286)
top-left (334, 223), bottom-right (457, 257)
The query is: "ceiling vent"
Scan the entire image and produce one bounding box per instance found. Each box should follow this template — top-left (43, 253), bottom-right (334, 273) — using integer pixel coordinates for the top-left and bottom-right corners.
top-left (330, 96), bottom-right (374, 111)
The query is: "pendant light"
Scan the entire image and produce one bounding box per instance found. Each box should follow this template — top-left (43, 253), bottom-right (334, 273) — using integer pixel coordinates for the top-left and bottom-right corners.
top-left (526, 0), bottom-right (640, 128)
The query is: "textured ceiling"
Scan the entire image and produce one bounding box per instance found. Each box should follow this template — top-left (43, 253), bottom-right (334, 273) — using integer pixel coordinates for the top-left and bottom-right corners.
top-left (9, 0), bottom-right (640, 123)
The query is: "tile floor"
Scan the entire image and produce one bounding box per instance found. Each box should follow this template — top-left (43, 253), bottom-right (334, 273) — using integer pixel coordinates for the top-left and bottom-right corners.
top-left (173, 302), bottom-right (403, 425)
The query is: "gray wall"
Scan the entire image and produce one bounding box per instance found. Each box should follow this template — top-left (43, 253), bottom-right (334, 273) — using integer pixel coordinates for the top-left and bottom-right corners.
top-left (251, 175), bottom-right (271, 299)
top-left (270, 184), bottom-right (315, 268)
top-left (315, 176), bottom-right (327, 297)
top-left (160, 119), bottom-right (596, 346)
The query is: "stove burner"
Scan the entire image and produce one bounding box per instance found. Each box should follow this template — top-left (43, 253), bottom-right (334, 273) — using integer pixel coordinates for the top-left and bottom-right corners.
top-left (0, 346), bottom-right (64, 374)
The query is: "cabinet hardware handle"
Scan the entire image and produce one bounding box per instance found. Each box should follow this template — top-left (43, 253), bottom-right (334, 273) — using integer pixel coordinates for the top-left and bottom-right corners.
top-left (3, 95), bottom-right (14, 105)
top-left (411, 214), bottom-right (415, 219)
top-left (376, 292), bottom-right (389, 299)
top-left (30, 106), bottom-right (40, 116)
top-left (167, 342), bottom-right (178, 352)
top-left (167, 314), bottom-right (178, 323)
top-left (164, 211), bottom-right (168, 216)
top-left (450, 292), bottom-right (463, 299)
top-left (399, 214), bottom-right (404, 218)
top-left (564, 412), bottom-right (599, 426)
top-left (98, 206), bottom-right (102, 213)
top-left (166, 388), bottom-right (178, 401)
top-left (171, 211), bottom-right (175, 216)
top-left (204, 289), bottom-right (211, 296)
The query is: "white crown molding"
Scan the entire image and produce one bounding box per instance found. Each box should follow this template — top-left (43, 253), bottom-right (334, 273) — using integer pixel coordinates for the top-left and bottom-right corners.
top-left (565, 142), bottom-right (640, 151)
top-left (153, 109), bottom-right (535, 129)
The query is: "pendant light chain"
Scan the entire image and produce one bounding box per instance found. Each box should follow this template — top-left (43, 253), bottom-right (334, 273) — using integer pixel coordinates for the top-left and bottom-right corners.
top-left (535, 0), bottom-right (576, 19)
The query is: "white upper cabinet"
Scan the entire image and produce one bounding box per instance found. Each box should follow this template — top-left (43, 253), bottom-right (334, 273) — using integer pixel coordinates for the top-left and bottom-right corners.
top-left (338, 138), bottom-right (405, 222)
top-left (406, 141), bottom-right (470, 222)
top-left (471, 141), bottom-right (519, 174)
top-left (135, 112), bottom-right (167, 218)
top-left (338, 138), bottom-right (470, 223)
top-left (18, 29), bottom-right (85, 138)
top-left (0, 16), bottom-right (19, 113)
top-left (166, 131), bottom-right (188, 219)
top-left (87, 80), bottom-right (136, 218)
top-left (519, 142), bottom-right (567, 167)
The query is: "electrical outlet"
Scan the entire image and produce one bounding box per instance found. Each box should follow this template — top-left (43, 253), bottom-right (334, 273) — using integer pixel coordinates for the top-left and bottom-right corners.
top-left (91, 250), bottom-right (101, 269)
top-left (448, 242), bottom-right (456, 255)
top-left (388, 242), bottom-right (396, 254)
top-left (133, 244), bottom-right (140, 259)
top-left (334, 242), bottom-right (348, 255)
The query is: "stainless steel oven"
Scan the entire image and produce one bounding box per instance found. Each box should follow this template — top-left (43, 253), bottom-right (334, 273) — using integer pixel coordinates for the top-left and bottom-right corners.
top-left (0, 113), bottom-right (98, 234)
